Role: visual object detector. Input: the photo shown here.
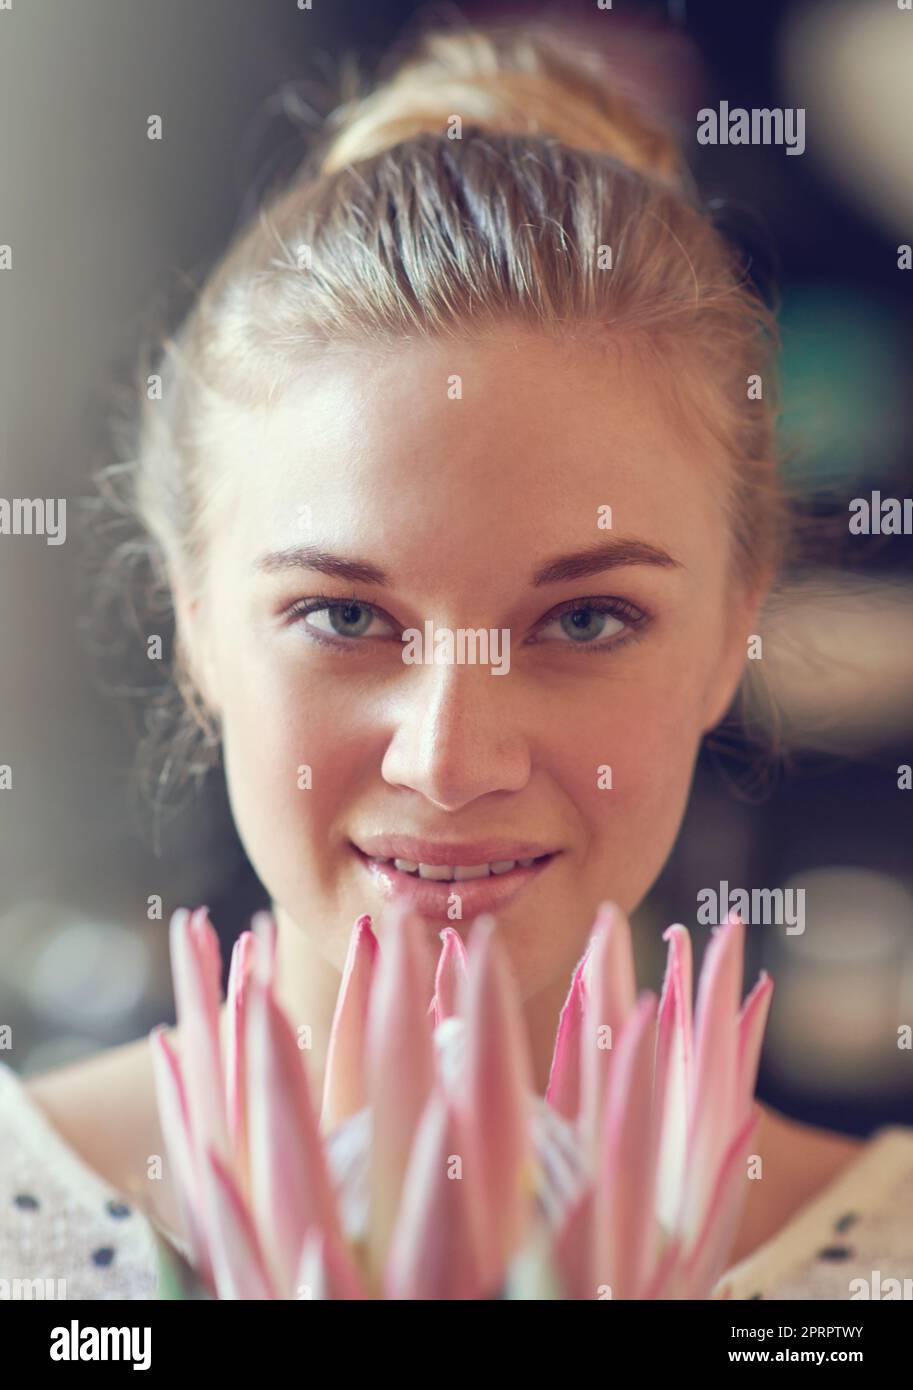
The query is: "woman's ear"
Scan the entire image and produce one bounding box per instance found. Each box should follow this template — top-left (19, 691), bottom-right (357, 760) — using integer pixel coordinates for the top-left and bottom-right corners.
top-left (701, 634), bottom-right (750, 733)
top-left (701, 579), bottom-right (770, 734)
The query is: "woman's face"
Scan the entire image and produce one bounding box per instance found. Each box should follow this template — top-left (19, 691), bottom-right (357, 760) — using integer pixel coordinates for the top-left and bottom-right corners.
top-left (178, 333), bottom-right (757, 1002)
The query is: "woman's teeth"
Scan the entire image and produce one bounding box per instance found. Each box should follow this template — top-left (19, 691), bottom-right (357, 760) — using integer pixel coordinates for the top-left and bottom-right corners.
top-left (374, 857), bottom-right (538, 881)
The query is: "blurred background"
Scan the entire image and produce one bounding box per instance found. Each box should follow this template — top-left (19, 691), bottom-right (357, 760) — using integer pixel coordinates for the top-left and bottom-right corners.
top-left (0, 0), bottom-right (911, 1136)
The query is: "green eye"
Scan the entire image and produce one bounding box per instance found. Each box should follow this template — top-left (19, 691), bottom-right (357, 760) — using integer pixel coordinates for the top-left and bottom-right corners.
top-left (323, 602), bottom-right (375, 637)
top-left (285, 597), bottom-right (395, 648)
top-left (533, 598), bottom-right (646, 649)
top-left (557, 607), bottom-right (625, 643)
top-left (284, 594), bottom-right (648, 654)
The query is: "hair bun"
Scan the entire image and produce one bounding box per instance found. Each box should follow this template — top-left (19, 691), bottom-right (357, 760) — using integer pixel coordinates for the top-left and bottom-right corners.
top-left (319, 23), bottom-right (685, 187)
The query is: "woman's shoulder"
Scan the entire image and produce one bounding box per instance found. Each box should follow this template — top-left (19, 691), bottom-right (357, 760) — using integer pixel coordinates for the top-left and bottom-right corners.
top-left (21, 1035), bottom-right (165, 1183)
top-left (0, 1054), bottom-right (163, 1298)
top-left (727, 1103), bottom-right (864, 1268)
top-left (723, 1106), bottom-right (913, 1300)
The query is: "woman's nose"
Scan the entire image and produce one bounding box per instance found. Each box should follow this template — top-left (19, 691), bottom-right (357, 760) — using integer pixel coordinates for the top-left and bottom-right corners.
top-left (379, 660), bottom-right (531, 812)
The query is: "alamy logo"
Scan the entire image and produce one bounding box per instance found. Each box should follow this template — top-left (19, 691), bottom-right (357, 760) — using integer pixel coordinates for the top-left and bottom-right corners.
top-left (0, 1275), bottom-right (66, 1298)
top-left (848, 492), bottom-right (912, 534)
top-left (402, 622), bottom-right (510, 675)
top-left (697, 882), bottom-right (805, 934)
top-left (0, 496), bottom-right (66, 544)
top-left (697, 102), bottom-right (806, 155)
top-left (849, 1269), bottom-right (913, 1300)
top-left (49, 1319), bottom-right (151, 1370)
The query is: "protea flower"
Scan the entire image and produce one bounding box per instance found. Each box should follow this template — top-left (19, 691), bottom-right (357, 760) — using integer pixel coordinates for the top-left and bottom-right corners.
top-left (148, 898), bottom-right (772, 1300)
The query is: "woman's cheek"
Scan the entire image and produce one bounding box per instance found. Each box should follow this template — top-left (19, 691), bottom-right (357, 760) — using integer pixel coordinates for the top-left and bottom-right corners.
top-left (217, 665), bottom-right (350, 898)
top-left (564, 677), bottom-right (704, 900)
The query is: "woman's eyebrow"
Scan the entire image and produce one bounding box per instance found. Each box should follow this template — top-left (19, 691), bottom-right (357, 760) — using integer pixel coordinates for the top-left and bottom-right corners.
top-left (254, 546), bottom-right (389, 585)
top-left (254, 537), bottom-right (681, 587)
top-left (252, 536), bottom-right (680, 586)
top-left (531, 539), bottom-right (682, 585)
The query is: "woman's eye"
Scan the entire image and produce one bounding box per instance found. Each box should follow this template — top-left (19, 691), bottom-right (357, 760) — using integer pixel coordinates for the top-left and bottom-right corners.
top-left (533, 600), bottom-right (644, 648)
top-left (285, 596), bottom-right (646, 652)
top-left (288, 599), bottom-right (395, 644)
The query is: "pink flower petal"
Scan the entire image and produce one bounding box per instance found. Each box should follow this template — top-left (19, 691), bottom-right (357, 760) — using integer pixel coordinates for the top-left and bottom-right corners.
top-left (384, 1087), bottom-right (489, 1299)
top-left (461, 915), bottom-right (538, 1286)
top-left (737, 971), bottom-right (774, 1116)
top-left (320, 914), bottom-right (378, 1133)
top-left (250, 910), bottom-right (277, 987)
top-left (364, 900), bottom-right (436, 1281)
top-left (681, 1105), bottom-right (760, 1297)
top-left (579, 902), bottom-right (637, 1162)
top-left (148, 1024), bottom-right (215, 1292)
top-left (245, 972), bottom-right (343, 1294)
top-left (169, 907), bottom-right (230, 1168)
top-left (552, 1183), bottom-right (596, 1300)
top-left (295, 1225), bottom-right (370, 1300)
top-left (653, 925), bottom-right (693, 1233)
top-left (225, 931), bottom-right (256, 1188)
top-left (545, 952), bottom-right (587, 1121)
top-left (431, 926), bottom-right (468, 1027)
top-left (680, 915), bottom-right (745, 1244)
top-left (592, 993), bottom-right (659, 1299)
top-left (203, 1147), bottom-right (276, 1300)
top-left (641, 1234), bottom-right (684, 1300)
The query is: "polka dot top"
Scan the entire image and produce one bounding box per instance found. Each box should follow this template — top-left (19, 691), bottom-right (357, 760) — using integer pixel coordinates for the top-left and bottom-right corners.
top-left (2, 1058), bottom-right (911, 1299)
top-left (0, 1061), bottom-right (159, 1299)
top-left (719, 1125), bottom-right (913, 1300)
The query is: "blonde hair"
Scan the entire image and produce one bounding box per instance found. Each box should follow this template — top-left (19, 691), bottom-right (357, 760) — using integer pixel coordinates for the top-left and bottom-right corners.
top-left (96, 20), bottom-right (784, 817)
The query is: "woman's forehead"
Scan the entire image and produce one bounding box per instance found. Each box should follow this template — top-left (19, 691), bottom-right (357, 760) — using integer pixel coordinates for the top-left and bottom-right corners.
top-left (207, 334), bottom-right (727, 523)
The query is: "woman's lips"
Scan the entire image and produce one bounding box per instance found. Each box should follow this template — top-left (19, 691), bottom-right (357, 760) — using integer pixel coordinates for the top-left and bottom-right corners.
top-left (351, 844), bottom-right (559, 921)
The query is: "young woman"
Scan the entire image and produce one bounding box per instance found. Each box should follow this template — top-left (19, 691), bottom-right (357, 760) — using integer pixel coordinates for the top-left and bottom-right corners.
top-left (3, 23), bottom-right (910, 1301)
